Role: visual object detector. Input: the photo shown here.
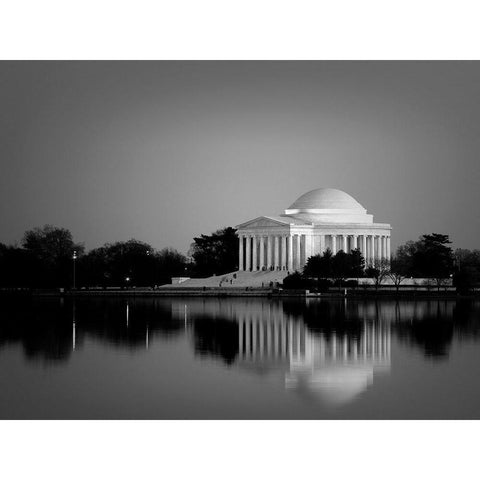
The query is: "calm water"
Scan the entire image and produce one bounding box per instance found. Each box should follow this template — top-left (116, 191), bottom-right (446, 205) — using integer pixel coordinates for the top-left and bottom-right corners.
top-left (1, 296), bottom-right (480, 419)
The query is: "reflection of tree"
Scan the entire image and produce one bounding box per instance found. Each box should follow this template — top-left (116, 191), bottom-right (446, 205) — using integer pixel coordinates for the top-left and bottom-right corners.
top-left (191, 316), bottom-right (238, 365)
top-left (283, 299), bottom-right (364, 340)
top-left (0, 298), bottom-right (73, 363)
top-left (77, 298), bottom-right (183, 348)
top-left (394, 300), bottom-right (480, 360)
top-left (0, 297), bottom-right (184, 363)
top-left (451, 300), bottom-right (480, 339)
top-left (395, 315), bottom-right (454, 359)
top-left (2, 297), bottom-right (480, 367)
top-left (285, 298), bottom-right (480, 361)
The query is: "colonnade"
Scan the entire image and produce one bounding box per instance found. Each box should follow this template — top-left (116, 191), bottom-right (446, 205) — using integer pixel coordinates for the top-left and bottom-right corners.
top-left (238, 233), bottom-right (391, 271)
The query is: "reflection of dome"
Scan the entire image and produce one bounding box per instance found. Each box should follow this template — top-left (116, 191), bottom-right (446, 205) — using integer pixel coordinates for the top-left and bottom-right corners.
top-left (287, 188), bottom-right (365, 212)
top-left (286, 365), bottom-right (375, 406)
top-left (284, 188), bottom-right (373, 224)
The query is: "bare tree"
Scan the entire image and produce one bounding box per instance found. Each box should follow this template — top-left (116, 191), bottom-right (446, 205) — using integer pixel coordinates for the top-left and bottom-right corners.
top-left (365, 259), bottom-right (390, 291)
top-left (389, 255), bottom-right (408, 293)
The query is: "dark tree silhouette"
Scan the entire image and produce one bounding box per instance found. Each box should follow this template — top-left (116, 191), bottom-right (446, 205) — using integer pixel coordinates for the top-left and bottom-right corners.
top-left (389, 254), bottom-right (411, 291)
top-left (365, 259), bottom-right (390, 290)
top-left (190, 227), bottom-right (238, 277)
top-left (304, 249), bottom-right (334, 278)
top-left (413, 234), bottom-right (454, 280)
top-left (79, 240), bottom-right (187, 287)
top-left (304, 248), bottom-right (365, 282)
top-left (0, 243), bottom-right (37, 287)
top-left (20, 225), bottom-right (84, 287)
top-left (453, 249), bottom-right (480, 293)
top-left (394, 233), bottom-right (454, 280)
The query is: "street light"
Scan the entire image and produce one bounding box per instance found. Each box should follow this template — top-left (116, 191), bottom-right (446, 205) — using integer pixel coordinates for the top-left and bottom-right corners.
top-left (72, 250), bottom-right (77, 289)
top-left (146, 250), bottom-right (154, 287)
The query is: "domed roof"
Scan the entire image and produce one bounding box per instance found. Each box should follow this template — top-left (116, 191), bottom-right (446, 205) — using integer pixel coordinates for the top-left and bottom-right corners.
top-left (288, 188), bottom-right (365, 212)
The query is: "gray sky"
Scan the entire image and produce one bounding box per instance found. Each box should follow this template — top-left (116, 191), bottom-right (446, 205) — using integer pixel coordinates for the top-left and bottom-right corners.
top-left (1, 61), bottom-right (479, 254)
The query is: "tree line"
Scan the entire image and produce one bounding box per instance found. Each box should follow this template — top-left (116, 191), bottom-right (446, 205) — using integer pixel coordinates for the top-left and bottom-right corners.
top-left (0, 225), bottom-right (238, 288)
top-left (1, 225), bottom-right (479, 291)
top-left (284, 233), bottom-right (480, 292)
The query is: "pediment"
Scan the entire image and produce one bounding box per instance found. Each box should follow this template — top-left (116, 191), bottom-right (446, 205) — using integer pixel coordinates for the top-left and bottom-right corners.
top-left (236, 216), bottom-right (291, 229)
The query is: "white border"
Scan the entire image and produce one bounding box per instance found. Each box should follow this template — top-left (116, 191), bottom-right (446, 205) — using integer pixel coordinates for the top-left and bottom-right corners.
top-left (1, 1), bottom-right (480, 478)
top-left (0, 421), bottom-right (478, 479)
top-left (0, 1), bottom-right (479, 59)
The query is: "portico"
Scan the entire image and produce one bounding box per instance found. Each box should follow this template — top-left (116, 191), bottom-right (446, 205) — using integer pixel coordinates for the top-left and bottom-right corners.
top-left (236, 188), bottom-right (392, 272)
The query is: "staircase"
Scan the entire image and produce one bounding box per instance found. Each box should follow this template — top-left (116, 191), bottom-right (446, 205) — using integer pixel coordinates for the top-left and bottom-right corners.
top-left (160, 270), bottom-right (290, 288)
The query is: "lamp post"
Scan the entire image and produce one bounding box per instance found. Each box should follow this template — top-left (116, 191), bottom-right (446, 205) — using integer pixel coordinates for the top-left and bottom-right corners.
top-left (146, 250), bottom-right (152, 287)
top-left (72, 250), bottom-right (77, 290)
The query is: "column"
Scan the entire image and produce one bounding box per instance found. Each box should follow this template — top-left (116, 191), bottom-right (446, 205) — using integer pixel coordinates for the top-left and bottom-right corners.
top-left (342, 234), bottom-right (347, 252)
top-left (259, 236), bottom-right (265, 271)
top-left (352, 234), bottom-right (358, 250)
top-left (362, 235), bottom-right (367, 263)
top-left (245, 236), bottom-right (251, 271)
top-left (267, 236), bottom-right (273, 269)
top-left (381, 236), bottom-right (386, 261)
top-left (252, 236), bottom-right (258, 271)
top-left (332, 235), bottom-right (337, 254)
top-left (281, 236), bottom-right (287, 270)
top-left (320, 234), bottom-right (325, 255)
top-left (386, 236), bottom-right (391, 261)
top-left (295, 234), bottom-right (301, 269)
top-left (304, 235), bottom-right (311, 263)
top-left (239, 235), bottom-right (244, 271)
top-left (287, 235), bottom-right (293, 271)
top-left (274, 236), bottom-right (279, 270)
top-left (370, 235), bottom-right (376, 266)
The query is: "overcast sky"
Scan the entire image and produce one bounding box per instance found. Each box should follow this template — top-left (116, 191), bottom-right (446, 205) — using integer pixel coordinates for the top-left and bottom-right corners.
top-left (1, 61), bottom-right (479, 254)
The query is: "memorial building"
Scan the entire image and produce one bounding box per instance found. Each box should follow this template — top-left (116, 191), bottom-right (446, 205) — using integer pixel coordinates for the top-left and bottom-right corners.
top-left (236, 188), bottom-right (391, 272)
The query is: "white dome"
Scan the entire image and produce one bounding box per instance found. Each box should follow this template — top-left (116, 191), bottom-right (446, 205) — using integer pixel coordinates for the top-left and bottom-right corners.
top-left (284, 187), bottom-right (373, 225)
top-left (288, 188), bottom-right (365, 211)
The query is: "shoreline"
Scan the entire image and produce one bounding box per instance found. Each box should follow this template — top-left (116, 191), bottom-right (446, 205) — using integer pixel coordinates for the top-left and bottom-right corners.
top-left (0, 288), bottom-right (476, 299)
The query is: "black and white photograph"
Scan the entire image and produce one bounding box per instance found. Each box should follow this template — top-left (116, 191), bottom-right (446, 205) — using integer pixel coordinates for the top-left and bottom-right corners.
top-left (3, 59), bottom-right (480, 420)
top-left (1, 2), bottom-right (480, 479)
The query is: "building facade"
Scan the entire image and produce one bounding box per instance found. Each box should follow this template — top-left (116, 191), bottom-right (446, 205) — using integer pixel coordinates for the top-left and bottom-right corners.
top-left (236, 188), bottom-right (391, 271)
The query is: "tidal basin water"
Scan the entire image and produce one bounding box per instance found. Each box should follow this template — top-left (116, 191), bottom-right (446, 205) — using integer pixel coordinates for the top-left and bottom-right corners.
top-left (1, 296), bottom-right (480, 419)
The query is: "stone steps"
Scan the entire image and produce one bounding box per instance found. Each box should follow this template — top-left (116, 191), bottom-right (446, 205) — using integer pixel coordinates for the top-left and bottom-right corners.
top-left (160, 270), bottom-right (291, 288)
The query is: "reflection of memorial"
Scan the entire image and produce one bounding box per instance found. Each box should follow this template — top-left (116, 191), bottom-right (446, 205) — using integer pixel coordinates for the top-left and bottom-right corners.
top-left (236, 308), bottom-right (390, 406)
top-left (2, 296), bottom-right (476, 374)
